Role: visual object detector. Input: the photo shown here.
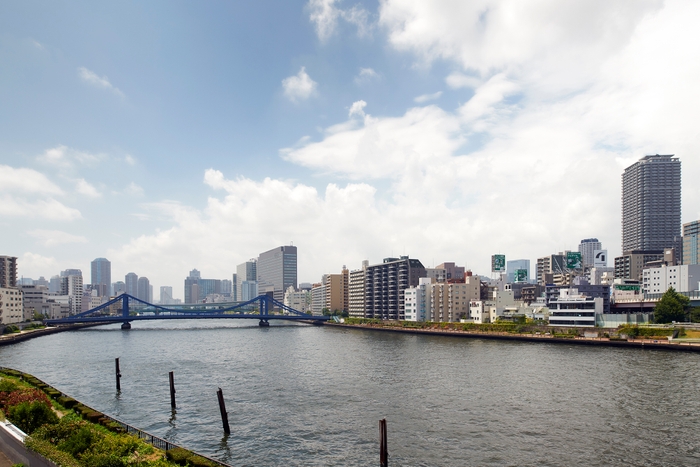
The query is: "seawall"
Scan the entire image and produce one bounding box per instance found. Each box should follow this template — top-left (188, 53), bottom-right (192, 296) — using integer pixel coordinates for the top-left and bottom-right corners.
top-left (0, 324), bottom-right (103, 347)
top-left (324, 323), bottom-right (700, 352)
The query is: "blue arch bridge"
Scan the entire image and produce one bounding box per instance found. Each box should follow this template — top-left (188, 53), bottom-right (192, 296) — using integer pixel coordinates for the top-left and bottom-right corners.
top-left (45, 294), bottom-right (330, 329)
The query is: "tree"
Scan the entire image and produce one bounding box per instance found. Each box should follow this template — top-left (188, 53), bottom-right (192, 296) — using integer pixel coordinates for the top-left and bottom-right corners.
top-left (654, 287), bottom-right (690, 323)
top-left (689, 307), bottom-right (700, 323)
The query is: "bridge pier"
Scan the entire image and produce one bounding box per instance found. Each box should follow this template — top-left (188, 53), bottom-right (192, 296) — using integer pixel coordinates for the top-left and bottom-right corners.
top-left (121, 322), bottom-right (132, 330)
top-left (258, 319), bottom-right (270, 327)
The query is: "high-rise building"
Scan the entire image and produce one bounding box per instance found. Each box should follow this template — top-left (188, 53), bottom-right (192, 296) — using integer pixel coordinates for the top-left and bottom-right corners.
top-left (184, 269), bottom-right (200, 304)
top-left (113, 281), bottom-right (126, 296)
top-left (257, 246), bottom-right (297, 302)
top-left (137, 277), bottom-right (150, 302)
top-left (348, 261), bottom-right (368, 318)
top-left (49, 275), bottom-right (61, 293)
top-left (365, 256), bottom-right (426, 320)
top-left (506, 259), bottom-right (531, 283)
top-left (622, 155), bottom-right (681, 253)
top-left (236, 260), bottom-right (257, 302)
top-left (90, 258), bottom-right (111, 297)
top-left (125, 273), bottom-right (138, 296)
top-left (683, 220), bottom-right (700, 265)
top-left (60, 269), bottom-right (83, 315)
top-left (536, 253), bottom-right (567, 285)
top-left (578, 239), bottom-right (602, 268)
top-left (160, 286), bottom-right (173, 304)
top-left (0, 256), bottom-right (18, 288)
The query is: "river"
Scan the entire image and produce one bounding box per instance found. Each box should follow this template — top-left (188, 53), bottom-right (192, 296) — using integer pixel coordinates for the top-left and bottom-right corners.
top-left (0, 320), bottom-right (698, 466)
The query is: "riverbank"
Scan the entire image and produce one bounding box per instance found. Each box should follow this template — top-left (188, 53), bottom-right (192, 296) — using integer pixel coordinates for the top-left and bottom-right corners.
top-left (0, 324), bottom-right (103, 347)
top-left (325, 322), bottom-right (700, 352)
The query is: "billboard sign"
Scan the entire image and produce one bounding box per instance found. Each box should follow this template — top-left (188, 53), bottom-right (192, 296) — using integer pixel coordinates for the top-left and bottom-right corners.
top-left (491, 254), bottom-right (506, 272)
top-left (566, 251), bottom-right (582, 270)
top-left (593, 249), bottom-right (607, 267)
top-left (514, 269), bottom-right (528, 283)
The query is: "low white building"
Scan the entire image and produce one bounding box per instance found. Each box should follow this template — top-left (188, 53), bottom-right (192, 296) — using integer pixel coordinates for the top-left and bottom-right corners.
top-left (468, 289), bottom-right (515, 324)
top-left (642, 264), bottom-right (700, 295)
top-left (548, 289), bottom-right (601, 327)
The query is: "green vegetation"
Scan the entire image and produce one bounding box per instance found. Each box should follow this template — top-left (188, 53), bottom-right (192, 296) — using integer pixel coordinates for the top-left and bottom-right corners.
top-left (0, 371), bottom-right (201, 467)
top-left (3, 325), bottom-right (20, 334)
top-left (654, 287), bottom-right (690, 323)
top-left (341, 317), bottom-right (575, 335)
top-left (619, 325), bottom-right (684, 339)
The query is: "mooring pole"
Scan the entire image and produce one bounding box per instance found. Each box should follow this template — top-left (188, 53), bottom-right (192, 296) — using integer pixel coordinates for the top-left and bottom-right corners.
top-left (217, 388), bottom-right (231, 435)
top-left (169, 371), bottom-right (176, 409)
top-left (379, 418), bottom-right (388, 467)
top-left (115, 358), bottom-right (122, 392)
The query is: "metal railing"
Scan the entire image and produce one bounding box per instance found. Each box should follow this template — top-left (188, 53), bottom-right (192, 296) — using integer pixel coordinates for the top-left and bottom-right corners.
top-left (0, 367), bottom-right (232, 467)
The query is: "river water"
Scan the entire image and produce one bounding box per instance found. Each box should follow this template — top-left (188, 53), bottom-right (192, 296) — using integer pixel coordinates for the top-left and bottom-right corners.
top-left (0, 320), bottom-right (698, 466)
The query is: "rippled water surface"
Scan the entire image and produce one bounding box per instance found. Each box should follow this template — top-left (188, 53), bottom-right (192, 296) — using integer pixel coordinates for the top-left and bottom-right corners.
top-left (0, 321), bottom-right (699, 466)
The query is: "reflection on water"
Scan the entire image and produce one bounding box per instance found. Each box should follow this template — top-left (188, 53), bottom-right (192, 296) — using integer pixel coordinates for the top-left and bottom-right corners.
top-left (0, 320), bottom-right (699, 466)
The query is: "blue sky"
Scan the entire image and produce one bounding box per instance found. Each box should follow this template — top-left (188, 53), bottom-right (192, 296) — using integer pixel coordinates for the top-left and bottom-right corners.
top-left (2, 0), bottom-right (699, 300)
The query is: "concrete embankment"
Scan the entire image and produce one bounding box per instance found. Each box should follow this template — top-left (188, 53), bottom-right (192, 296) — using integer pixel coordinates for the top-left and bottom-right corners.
top-left (325, 323), bottom-right (700, 352)
top-left (0, 324), bottom-right (103, 347)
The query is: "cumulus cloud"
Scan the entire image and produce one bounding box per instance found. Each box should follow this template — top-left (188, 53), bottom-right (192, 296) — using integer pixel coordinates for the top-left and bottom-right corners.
top-left (354, 67), bottom-right (380, 85)
top-left (414, 91), bottom-right (442, 103)
top-left (0, 166), bottom-right (63, 195)
top-left (124, 182), bottom-right (144, 196)
top-left (78, 67), bottom-right (125, 97)
top-left (348, 100), bottom-right (367, 118)
top-left (308, 0), bottom-right (373, 41)
top-left (282, 67), bottom-right (318, 102)
top-left (37, 145), bottom-right (103, 169)
top-left (27, 229), bottom-right (88, 247)
top-left (125, 155), bottom-right (136, 166)
top-left (0, 196), bottom-right (81, 220)
top-left (75, 179), bottom-right (101, 198)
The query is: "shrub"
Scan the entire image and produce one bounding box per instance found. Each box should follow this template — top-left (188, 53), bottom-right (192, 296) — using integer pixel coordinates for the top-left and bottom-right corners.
top-left (7, 401), bottom-right (59, 434)
top-left (25, 437), bottom-right (81, 467)
top-left (166, 447), bottom-right (194, 465)
top-left (0, 379), bottom-right (19, 393)
top-left (0, 388), bottom-right (52, 411)
top-left (59, 425), bottom-right (97, 456)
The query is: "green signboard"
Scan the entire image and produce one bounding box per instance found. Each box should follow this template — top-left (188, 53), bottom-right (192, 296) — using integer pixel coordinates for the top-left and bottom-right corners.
top-left (491, 254), bottom-right (506, 272)
top-left (514, 269), bottom-right (528, 283)
top-left (614, 284), bottom-right (640, 291)
top-left (566, 252), bottom-right (582, 269)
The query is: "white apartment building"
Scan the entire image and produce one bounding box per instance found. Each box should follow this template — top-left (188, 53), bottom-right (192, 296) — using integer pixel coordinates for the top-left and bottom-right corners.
top-left (0, 287), bottom-right (23, 324)
top-left (404, 278), bottom-right (431, 322)
top-left (548, 289), bottom-right (602, 327)
top-left (642, 264), bottom-right (700, 295)
top-left (311, 282), bottom-right (326, 315)
top-left (61, 272), bottom-right (83, 315)
top-left (348, 267), bottom-right (366, 318)
top-left (589, 267), bottom-right (615, 286)
top-left (284, 286), bottom-right (311, 314)
top-left (430, 281), bottom-right (479, 322)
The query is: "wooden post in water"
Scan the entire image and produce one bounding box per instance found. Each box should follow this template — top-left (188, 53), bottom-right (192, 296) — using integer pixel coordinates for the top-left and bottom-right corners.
top-left (169, 371), bottom-right (176, 409)
top-left (216, 388), bottom-right (231, 435)
top-left (379, 418), bottom-right (388, 467)
top-left (115, 358), bottom-right (122, 392)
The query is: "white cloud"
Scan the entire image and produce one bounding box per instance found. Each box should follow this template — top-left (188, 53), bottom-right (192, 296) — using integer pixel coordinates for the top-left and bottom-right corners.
top-left (31, 40), bottom-right (44, 50)
top-left (348, 100), bottom-right (367, 118)
top-left (308, 0), bottom-right (373, 41)
top-left (75, 179), bottom-right (101, 198)
top-left (446, 72), bottom-right (481, 89)
top-left (0, 196), bottom-right (81, 220)
top-left (124, 182), bottom-right (144, 196)
top-left (37, 145), bottom-right (103, 169)
top-left (282, 67), bottom-right (318, 102)
top-left (27, 229), bottom-right (88, 247)
top-left (18, 252), bottom-right (57, 279)
top-left (78, 67), bottom-right (125, 97)
top-left (354, 67), bottom-right (380, 85)
top-left (0, 165), bottom-right (63, 195)
top-left (414, 91), bottom-right (442, 103)
top-left (125, 155), bottom-right (136, 166)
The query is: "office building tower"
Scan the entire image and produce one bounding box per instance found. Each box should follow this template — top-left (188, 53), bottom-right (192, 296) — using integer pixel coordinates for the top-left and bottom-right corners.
top-left (578, 239), bottom-right (602, 267)
top-left (125, 273), bottom-right (138, 296)
top-left (365, 256), bottom-right (426, 320)
top-left (90, 258), bottom-right (111, 297)
top-left (113, 281), bottom-right (126, 295)
top-left (622, 155), bottom-right (681, 253)
top-left (240, 281), bottom-right (258, 302)
top-left (683, 220), bottom-right (700, 265)
top-left (257, 246), bottom-right (297, 302)
top-left (137, 277), bottom-right (150, 302)
top-left (506, 259), bottom-right (531, 283)
top-left (221, 279), bottom-right (232, 298)
top-left (0, 256), bottom-right (18, 288)
top-left (160, 286), bottom-right (173, 305)
top-left (236, 260), bottom-right (257, 301)
top-left (231, 274), bottom-right (238, 301)
top-left (49, 275), bottom-right (61, 294)
top-left (184, 269), bottom-right (199, 304)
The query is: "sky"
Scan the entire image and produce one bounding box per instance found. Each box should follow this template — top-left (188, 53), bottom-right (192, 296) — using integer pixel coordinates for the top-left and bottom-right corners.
top-left (1, 0), bottom-right (699, 300)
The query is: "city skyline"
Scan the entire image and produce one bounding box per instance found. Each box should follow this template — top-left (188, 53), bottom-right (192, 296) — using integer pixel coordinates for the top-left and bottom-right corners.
top-left (2, 1), bottom-right (699, 300)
